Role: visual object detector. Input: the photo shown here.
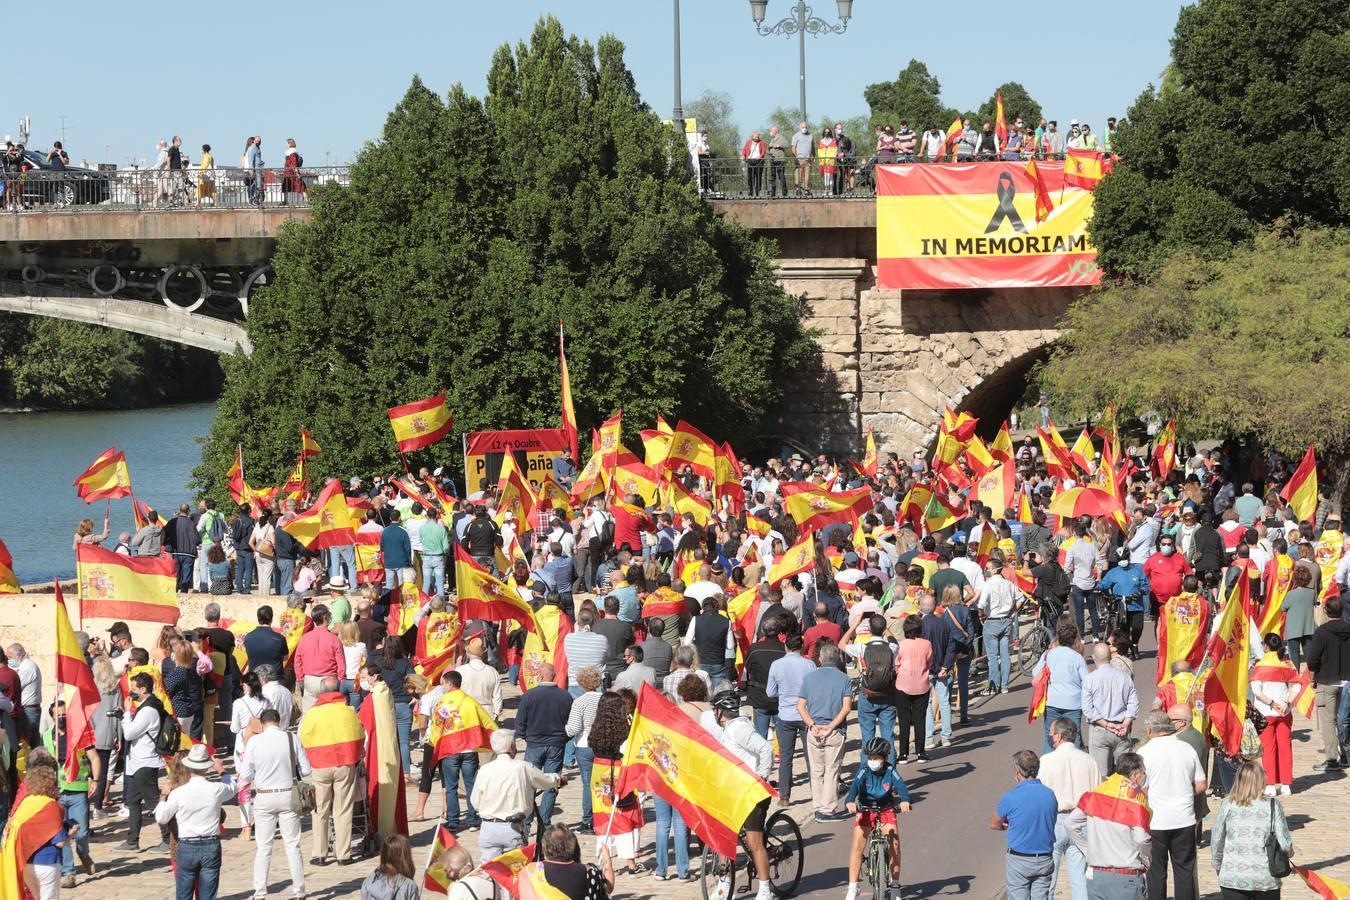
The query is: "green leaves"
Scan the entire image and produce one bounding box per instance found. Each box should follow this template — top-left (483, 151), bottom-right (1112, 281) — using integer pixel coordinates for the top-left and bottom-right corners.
top-left (196, 15), bottom-right (805, 501)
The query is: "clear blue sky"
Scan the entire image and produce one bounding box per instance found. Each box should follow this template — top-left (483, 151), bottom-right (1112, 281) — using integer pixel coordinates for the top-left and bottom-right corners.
top-left (13, 0), bottom-right (1182, 167)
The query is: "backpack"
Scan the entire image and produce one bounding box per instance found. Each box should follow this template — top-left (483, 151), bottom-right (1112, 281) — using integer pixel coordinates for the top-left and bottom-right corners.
top-left (598, 515), bottom-right (616, 550)
top-left (146, 699), bottom-right (181, 755)
top-left (207, 511), bottom-right (227, 545)
top-left (860, 640), bottom-right (895, 696)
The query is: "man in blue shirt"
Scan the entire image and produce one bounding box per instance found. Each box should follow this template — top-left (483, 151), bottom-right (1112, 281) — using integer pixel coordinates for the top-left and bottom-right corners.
top-left (992, 750), bottom-right (1058, 900)
top-left (379, 510), bottom-right (413, 591)
top-left (766, 635), bottom-right (816, 807)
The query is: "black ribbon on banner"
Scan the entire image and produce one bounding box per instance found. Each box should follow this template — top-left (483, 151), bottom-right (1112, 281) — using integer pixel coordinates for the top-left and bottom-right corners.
top-left (984, 171), bottom-right (1027, 234)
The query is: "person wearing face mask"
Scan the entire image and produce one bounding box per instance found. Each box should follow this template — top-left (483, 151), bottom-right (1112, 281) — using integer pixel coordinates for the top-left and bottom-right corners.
top-left (118, 671), bottom-right (168, 851)
top-left (1144, 534), bottom-right (1193, 621)
top-left (1065, 753), bottom-right (1152, 900)
top-left (790, 121), bottom-right (814, 196)
top-left (1096, 548), bottom-right (1150, 658)
top-left (709, 692), bottom-right (774, 900)
top-left (843, 737), bottom-right (912, 900)
top-left (920, 124), bottom-right (946, 162)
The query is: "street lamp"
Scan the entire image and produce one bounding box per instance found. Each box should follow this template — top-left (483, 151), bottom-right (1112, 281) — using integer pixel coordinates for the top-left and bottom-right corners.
top-left (749, 0), bottom-right (853, 124)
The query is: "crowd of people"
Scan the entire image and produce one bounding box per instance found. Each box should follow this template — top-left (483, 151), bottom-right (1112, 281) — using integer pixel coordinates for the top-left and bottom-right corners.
top-left (3, 425), bottom-right (1349, 900)
top-left (700, 114), bottom-right (1118, 197)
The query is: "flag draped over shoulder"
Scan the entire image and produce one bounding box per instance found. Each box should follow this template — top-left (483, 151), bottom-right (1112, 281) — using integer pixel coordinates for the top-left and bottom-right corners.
top-left (1156, 592), bottom-right (1210, 686)
top-left (73, 447), bottom-right (132, 502)
top-left (591, 756), bottom-right (645, 836)
top-left (1280, 445), bottom-right (1318, 524)
top-left (1076, 773), bottom-right (1150, 830)
top-left (282, 479), bottom-right (358, 550)
top-left (426, 689), bottom-right (496, 762)
top-left (617, 683), bottom-right (774, 858)
top-left (387, 393), bottom-right (453, 453)
top-left (520, 603), bottom-right (570, 691)
top-left (358, 680), bottom-right (407, 840)
top-left (0, 537), bottom-right (18, 594)
top-left (1204, 578), bottom-right (1252, 756)
top-left (1027, 663), bottom-right (1050, 723)
top-left (76, 544), bottom-right (178, 623)
top-left (0, 793), bottom-right (64, 899)
top-left (299, 694), bottom-right (365, 767)
top-left (414, 609), bottom-right (463, 685)
top-left (1249, 651), bottom-right (1315, 719)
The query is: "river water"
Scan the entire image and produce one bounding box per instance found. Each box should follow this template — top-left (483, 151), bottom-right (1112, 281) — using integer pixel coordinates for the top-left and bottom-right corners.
top-left (0, 402), bottom-right (216, 584)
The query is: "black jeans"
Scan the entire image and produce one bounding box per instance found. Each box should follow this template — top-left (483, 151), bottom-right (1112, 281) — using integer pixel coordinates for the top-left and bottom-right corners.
top-left (126, 766), bottom-right (164, 844)
top-left (1126, 611), bottom-right (1145, 654)
top-left (1287, 635), bottom-right (1309, 670)
top-left (92, 748), bottom-right (112, 809)
top-left (895, 690), bottom-right (929, 757)
top-left (1147, 826), bottom-right (1198, 900)
top-left (775, 719), bottom-right (808, 800)
top-left (1219, 889), bottom-right (1279, 900)
top-left (769, 159), bottom-right (787, 196)
top-left (746, 159), bottom-right (764, 196)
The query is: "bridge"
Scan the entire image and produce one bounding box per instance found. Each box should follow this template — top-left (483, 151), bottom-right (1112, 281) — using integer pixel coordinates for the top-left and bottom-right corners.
top-left (0, 167), bottom-right (1083, 455)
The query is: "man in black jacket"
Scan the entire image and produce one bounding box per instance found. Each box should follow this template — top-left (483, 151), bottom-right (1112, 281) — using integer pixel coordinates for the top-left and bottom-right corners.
top-left (1190, 511), bottom-right (1225, 577)
top-left (461, 506), bottom-right (500, 571)
top-left (163, 504), bottom-right (199, 592)
top-left (1307, 595), bottom-right (1350, 770)
top-left (273, 516), bottom-right (301, 596)
top-left (744, 619), bottom-right (786, 739)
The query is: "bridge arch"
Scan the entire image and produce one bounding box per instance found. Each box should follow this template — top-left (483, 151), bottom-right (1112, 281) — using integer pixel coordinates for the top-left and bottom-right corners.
top-left (0, 290), bottom-right (252, 355)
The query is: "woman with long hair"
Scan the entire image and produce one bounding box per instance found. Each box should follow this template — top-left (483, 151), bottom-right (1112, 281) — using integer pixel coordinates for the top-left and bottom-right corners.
top-left (1211, 760), bottom-right (1294, 898)
top-left (360, 834), bottom-right (419, 899)
top-left (73, 515), bottom-right (109, 551)
top-left (380, 638), bottom-right (415, 769)
top-left (587, 692), bottom-right (644, 875)
top-left (91, 654), bottom-right (122, 812)
top-left (251, 510), bottom-right (277, 596)
top-left (19, 761), bottom-right (67, 899)
top-left (162, 637), bottom-right (204, 740)
top-left (230, 670), bottom-right (269, 839)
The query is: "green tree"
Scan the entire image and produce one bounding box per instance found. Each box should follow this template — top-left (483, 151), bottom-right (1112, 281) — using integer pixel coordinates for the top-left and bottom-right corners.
top-left (975, 82), bottom-right (1042, 128)
top-left (1089, 0), bottom-right (1350, 279)
top-left (1036, 227), bottom-right (1350, 504)
top-left (195, 17), bottom-right (811, 501)
top-left (864, 60), bottom-right (948, 131)
top-left (685, 90), bottom-right (741, 160)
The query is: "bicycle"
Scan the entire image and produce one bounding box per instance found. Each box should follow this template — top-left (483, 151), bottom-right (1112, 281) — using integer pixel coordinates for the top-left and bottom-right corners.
top-left (698, 807), bottom-right (804, 900)
top-left (857, 801), bottom-right (892, 900)
top-left (1013, 593), bottom-right (1055, 678)
top-left (1091, 589), bottom-right (1126, 641)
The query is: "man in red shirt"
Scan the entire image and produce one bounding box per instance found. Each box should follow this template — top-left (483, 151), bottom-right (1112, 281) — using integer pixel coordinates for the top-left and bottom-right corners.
top-left (610, 492), bottom-right (654, 555)
top-left (1142, 533), bottom-right (1193, 619)
top-left (802, 601), bottom-right (843, 659)
top-left (293, 605), bottom-right (346, 712)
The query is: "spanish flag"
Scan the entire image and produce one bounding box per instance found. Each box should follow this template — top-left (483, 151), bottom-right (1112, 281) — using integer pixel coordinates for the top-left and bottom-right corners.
top-left (569, 451), bottom-right (606, 508)
top-left (282, 479), bottom-right (358, 550)
top-left (495, 451), bottom-right (538, 530)
top-left (414, 609), bottom-right (463, 685)
top-left (426, 689), bottom-right (496, 762)
top-left (994, 90), bottom-right (1007, 148)
top-left (1016, 490), bottom-right (1035, 525)
top-left (767, 533), bottom-right (815, 587)
top-left (943, 114), bottom-right (964, 158)
top-left (276, 605), bottom-right (312, 663)
top-left (454, 547), bottom-right (541, 634)
top-left (728, 585), bottom-right (762, 660)
top-left (861, 425), bottom-right (879, 478)
top-left (969, 462), bottom-right (1014, 517)
top-left (54, 581), bottom-right (100, 782)
top-left (299, 692), bottom-right (365, 767)
top-left (520, 862), bottom-right (572, 900)
top-left (617, 683), bottom-right (774, 857)
top-left (597, 410), bottom-right (623, 467)
top-left (592, 755), bottom-right (644, 835)
top-left (1204, 577), bottom-right (1252, 756)
top-left (76, 543), bottom-right (178, 623)
top-left (1064, 148), bottom-right (1108, 189)
top-left (300, 426), bottom-right (322, 458)
top-left (941, 406), bottom-right (978, 442)
top-left (640, 421), bottom-right (674, 471)
top-left (1037, 421), bottom-right (1076, 480)
top-left (1070, 428), bottom-right (1096, 473)
top-left (1027, 663), bottom-right (1050, 723)
top-left (559, 321), bottom-right (579, 463)
top-left (745, 513), bottom-right (772, 538)
top-left (964, 435), bottom-right (995, 478)
top-left (1152, 419), bottom-right (1178, 478)
top-left (387, 393), bottom-right (454, 453)
top-left (358, 680), bottom-right (407, 839)
top-left (483, 843), bottom-right (537, 896)
top-left (1295, 864), bottom-right (1350, 900)
top-left (281, 455), bottom-right (308, 497)
top-left (1259, 553), bottom-right (1297, 637)
top-left (781, 482), bottom-right (873, 535)
top-left (132, 499), bottom-right (166, 530)
top-left (666, 478), bottom-right (713, 527)
top-left (1076, 773), bottom-right (1150, 830)
top-left (423, 825), bottom-right (458, 895)
top-left (611, 449), bottom-right (660, 507)
top-left (1025, 157), bottom-right (1054, 223)
top-left (714, 442), bottom-right (746, 515)
top-left (1280, 445), bottom-right (1318, 524)
top-left (226, 447), bottom-right (248, 506)
top-left (664, 420), bottom-right (717, 480)
top-left (520, 602), bottom-right (570, 691)
top-left (536, 474), bottom-right (572, 512)
top-left (0, 793), bottom-right (64, 899)
top-left (355, 526), bottom-right (384, 586)
top-left (74, 446), bottom-right (132, 503)
top-left (0, 537), bottom-right (18, 594)
top-left (898, 483), bottom-right (932, 532)
top-left (1156, 592), bottom-right (1210, 687)
top-left (642, 586), bottom-right (689, 620)
top-left (1250, 651), bottom-right (1316, 719)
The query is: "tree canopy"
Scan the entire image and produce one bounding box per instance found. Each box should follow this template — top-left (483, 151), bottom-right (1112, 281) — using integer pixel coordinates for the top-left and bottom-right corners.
top-left (975, 82), bottom-right (1042, 128)
top-left (194, 16), bottom-right (811, 501)
top-left (864, 60), bottom-right (949, 130)
top-left (1089, 0), bottom-right (1350, 278)
top-left (685, 90), bottom-right (741, 160)
top-left (1037, 227), bottom-right (1350, 484)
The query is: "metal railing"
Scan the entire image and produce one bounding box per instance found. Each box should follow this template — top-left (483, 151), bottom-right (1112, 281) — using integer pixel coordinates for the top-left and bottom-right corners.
top-left (0, 165), bottom-right (350, 211)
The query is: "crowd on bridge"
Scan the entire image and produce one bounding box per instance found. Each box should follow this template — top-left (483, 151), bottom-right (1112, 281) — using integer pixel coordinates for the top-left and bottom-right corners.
top-left (3, 407), bottom-right (1350, 900)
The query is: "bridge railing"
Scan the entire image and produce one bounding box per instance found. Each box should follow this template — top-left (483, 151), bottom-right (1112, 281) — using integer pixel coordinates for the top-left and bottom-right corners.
top-left (0, 166), bottom-right (350, 211)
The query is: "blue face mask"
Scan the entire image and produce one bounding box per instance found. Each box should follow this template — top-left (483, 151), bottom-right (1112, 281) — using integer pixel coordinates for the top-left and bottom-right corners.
top-left (1162, 546), bottom-right (1175, 556)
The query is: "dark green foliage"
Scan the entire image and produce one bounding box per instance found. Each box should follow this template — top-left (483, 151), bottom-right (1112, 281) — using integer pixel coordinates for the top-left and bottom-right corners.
top-left (685, 90), bottom-right (741, 160)
top-left (1090, 0), bottom-right (1349, 278)
top-left (195, 17), bottom-right (810, 502)
top-left (864, 60), bottom-right (949, 131)
top-left (975, 82), bottom-right (1043, 128)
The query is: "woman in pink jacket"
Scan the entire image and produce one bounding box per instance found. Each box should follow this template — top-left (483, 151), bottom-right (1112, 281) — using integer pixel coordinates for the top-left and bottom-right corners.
top-left (893, 616), bottom-right (933, 763)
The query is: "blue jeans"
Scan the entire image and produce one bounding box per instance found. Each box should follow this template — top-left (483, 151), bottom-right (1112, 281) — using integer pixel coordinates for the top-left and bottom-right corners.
top-left (422, 555), bottom-right (445, 595)
top-left (565, 686), bottom-right (583, 767)
top-left (1043, 706), bottom-right (1082, 754)
top-left (857, 693), bottom-right (897, 764)
top-left (197, 546), bottom-right (212, 591)
top-left (1337, 682), bottom-right (1350, 761)
top-left (441, 752), bottom-right (480, 829)
top-left (338, 678), bottom-right (362, 710)
top-left (984, 617), bottom-right (1012, 690)
top-left (576, 746), bottom-right (595, 827)
top-left (235, 549), bottom-right (255, 594)
top-left (752, 708), bottom-right (777, 740)
top-left (174, 553), bottom-right (194, 592)
top-left (175, 837), bottom-right (222, 900)
top-left (59, 790), bottom-right (89, 875)
top-left (395, 700), bottom-right (412, 770)
top-left (275, 556), bottom-right (296, 595)
top-left (524, 744), bottom-right (564, 825)
top-left (1052, 812), bottom-right (1088, 900)
top-left (704, 664), bottom-right (731, 693)
top-left (1070, 586), bottom-right (1100, 636)
top-left (926, 675), bottom-right (953, 742)
top-left (329, 544), bottom-right (356, 582)
top-left (653, 795), bottom-right (691, 877)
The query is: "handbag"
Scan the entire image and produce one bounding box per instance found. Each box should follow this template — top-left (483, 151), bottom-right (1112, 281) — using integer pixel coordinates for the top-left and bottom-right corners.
top-left (287, 731), bottom-right (317, 816)
top-left (1265, 799), bottom-right (1291, 878)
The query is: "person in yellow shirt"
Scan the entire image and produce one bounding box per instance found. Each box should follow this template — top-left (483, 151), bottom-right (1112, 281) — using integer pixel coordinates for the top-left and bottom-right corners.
top-left (196, 143), bottom-right (215, 206)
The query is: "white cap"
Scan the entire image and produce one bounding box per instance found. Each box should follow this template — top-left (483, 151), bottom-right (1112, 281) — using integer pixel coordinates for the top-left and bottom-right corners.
top-left (1070, 118), bottom-right (1079, 125)
top-left (433, 466), bottom-right (444, 477)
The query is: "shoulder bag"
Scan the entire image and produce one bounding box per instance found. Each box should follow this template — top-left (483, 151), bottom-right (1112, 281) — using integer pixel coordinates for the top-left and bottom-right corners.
top-left (287, 731), bottom-right (317, 816)
top-left (1265, 798), bottom-right (1291, 878)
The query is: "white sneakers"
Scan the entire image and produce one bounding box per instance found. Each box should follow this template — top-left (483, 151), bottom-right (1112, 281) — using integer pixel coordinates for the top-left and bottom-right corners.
top-left (845, 882), bottom-right (860, 900)
top-left (713, 877), bottom-right (732, 900)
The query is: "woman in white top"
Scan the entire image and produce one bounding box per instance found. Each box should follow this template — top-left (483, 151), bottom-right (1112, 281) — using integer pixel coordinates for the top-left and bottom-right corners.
top-left (1249, 633), bottom-right (1297, 795)
top-left (229, 670), bottom-right (271, 838)
top-left (338, 621), bottom-right (366, 708)
top-left (250, 511), bottom-right (277, 596)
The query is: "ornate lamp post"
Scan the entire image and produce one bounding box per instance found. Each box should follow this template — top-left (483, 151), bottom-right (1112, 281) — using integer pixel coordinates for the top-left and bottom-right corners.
top-left (748, 0), bottom-right (854, 124)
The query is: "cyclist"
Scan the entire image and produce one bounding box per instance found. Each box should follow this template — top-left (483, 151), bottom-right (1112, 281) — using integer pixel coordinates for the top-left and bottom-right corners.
top-left (1094, 547), bottom-right (1149, 656)
top-left (711, 692), bottom-right (775, 900)
top-left (843, 737), bottom-right (912, 900)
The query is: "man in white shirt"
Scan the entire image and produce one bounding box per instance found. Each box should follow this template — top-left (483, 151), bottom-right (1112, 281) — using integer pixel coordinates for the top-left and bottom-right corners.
top-left (258, 664), bottom-right (295, 730)
top-left (239, 708), bottom-right (310, 899)
top-left (154, 744), bottom-right (233, 897)
top-left (950, 543), bottom-right (985, 593)
top-left (5, 643), bottom-right (42, 739)
top-left (1038, 718), bottom-right (1100, 900)
top-left (471, 729), bottom-right (567, 862)
top-left (978, 568), bottom-right (1020, 694)
top-left (456, 637), bottom-right (504, 719)
top-left (117, 671), bottom-right (167, 851)
top-left (1136, 711), bottom-right (1206, 900)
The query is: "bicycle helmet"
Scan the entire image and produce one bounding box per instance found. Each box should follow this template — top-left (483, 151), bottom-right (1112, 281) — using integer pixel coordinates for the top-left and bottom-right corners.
top-left (712, 691), bottom-right (742, 715)
top-left (864, 737), bottom-right (892, 758)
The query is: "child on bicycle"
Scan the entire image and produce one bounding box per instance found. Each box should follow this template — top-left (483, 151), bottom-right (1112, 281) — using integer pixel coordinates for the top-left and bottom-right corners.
top-left (844, 737), bottom-right (912, 900)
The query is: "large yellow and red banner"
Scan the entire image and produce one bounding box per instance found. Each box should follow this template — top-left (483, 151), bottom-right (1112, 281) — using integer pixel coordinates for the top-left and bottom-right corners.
top-left (464, 428), bottom-right (570, 493)
top-left (876, 161), bottom-right (1101, 290)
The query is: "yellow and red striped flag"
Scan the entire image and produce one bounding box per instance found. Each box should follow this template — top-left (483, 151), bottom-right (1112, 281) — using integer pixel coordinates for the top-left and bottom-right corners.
top-left (1070, 428), bottom-right (1096, 473)
top-left (728, 585), bottom-right (762, 661)
top-left (1028, 664), bottom-right (1050, 723)
top-left (611, 448), bottom-right (661, 507)
top-left (536, 474), bottom-right (572, 513)
top-left (991, 421), bottom-right (1015, 467)
top-left (413, 607), bottom-right (463, 685)
top-left (1016, 489), bottom-right (1035, 525)
top-left (495, 452), bottom-right (538, 530)
top-left (74, 446), bottom-right (132, 503)
top-left (617, 683), bottom-right (774, 857)
top-left (559, 321), bottom-right (579, 463)
top-left (666, 478), bottom-right (713, 527)
top-left (943, 114), bottom-right (964, 158)
top-left (1204, 577), bottom-right (1252, 756)
top-left (1037, 420), bottom-right (1076, 480)
top-left (132, 499), bottom-right (166, 530)
top-left (1280, 445), bottom-right (1318, 524)
top-left (300, 426), bottom-right (322, 458)
top-left (520, 862), bottom-right (571, 900)
top-left (941, 406), bottom-right (979, 442)
top-left (387, 393), bottom-right (453, 453)
top-left (1075, 773), bottom-right (1150, 830)
top-left (597, 410), bottom-right (623, 468)
top-left (1025, 157), bottom-right (1054, 223)
top-left (1152, 419), bottom-right (1178, 478)
top-left (0, 792), bottom-right (64, 898)
top-left (0, 537), bottom-right (19, 594)
top-left (713, 442), bottom-right (746, 515)
top-left (426, 689), bottom-right (496, 762)
top-left (76, 543), bottom-right (178, 623)
top-left (640, 419), bottom-right (675, 471)
top-left (969, 462), bottom-right (1015, 518)
top-left (1295, 864), bottom-right (1350, 900)
top-left (54, 581), bottom-right (100, 782)
top-left (861, 425), bottom-right (878, 478)
top-left (453, 547), bottom-right (541, 634)
top-left (1156, 592), bottom-right (1210, 687)
top-left (1064, 148), bottom-right (1108, 189)
top-left (767, 533), bottom-right (815, 587)
top-left (359, 681), bottom-right (407, 839)
top-left (1250, 651), bottom-right (1316, 720)
top-left (994, 90), bottom-right (1007, 148)
top-left (745, 513), bottom-right (772, 538)
top-left (569, 450), bottom-right (606, 508)
top-left (482, 843), bottom-right (537, 896)
top-left (781, 482), bottom-right (873, 536)
top-left (965, 435), bottom-right (996, 478)
top-left (299, 693), bottom-right (365, 767)
top-left (422, 825), bottom-right (458, 895)
top-left (664, 420), bottom-right (717, 480)
top-left (282, 479), bottom-right (358, 550)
